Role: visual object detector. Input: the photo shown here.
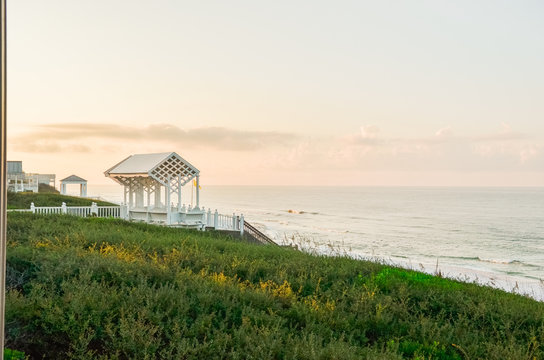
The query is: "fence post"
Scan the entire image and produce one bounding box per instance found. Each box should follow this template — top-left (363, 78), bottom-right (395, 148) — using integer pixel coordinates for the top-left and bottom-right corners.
top-left (214, 210), bottom-right (218, 229)
top-left (61, 202), bottom-right (67, 214)
top-left (30, 202), bottom-right (35, 214)
top-left (120, 204), bottom-right (128, 220)
top-left (240, 214), bottom-right (244, 236)
top-left (207, 208), bottom-right (212, 226)
top-left (91, 202), bottom-right (98, 216)
top-left (232, 213), bottom-right (236, 229)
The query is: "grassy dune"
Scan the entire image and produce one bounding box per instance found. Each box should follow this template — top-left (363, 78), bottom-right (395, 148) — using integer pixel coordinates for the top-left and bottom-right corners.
top-left (5, 213), bottom-right (544, 359)
top-left (7, 191), bottom-right (116, 209)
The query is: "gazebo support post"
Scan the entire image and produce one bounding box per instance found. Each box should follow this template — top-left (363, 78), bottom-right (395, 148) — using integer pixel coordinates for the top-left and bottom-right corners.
top-left (196, 175), bottom-right (200, 209)
top-left (166, 175), bottom-right (171, 225)
top-left (146, 184), bottom-right (151, 209)
top-left (128, 181), bottom-right (133, 209)
top-left (135, 184), bottom-right (144, 208)
top-left (155, 183), bottom-right (161, 208)
top-left (177, 174), bottom-right (182, 212)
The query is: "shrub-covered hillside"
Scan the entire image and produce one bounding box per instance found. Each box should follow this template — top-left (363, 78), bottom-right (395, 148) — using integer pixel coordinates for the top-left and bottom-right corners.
top-left (7, 191), bottom-right (116, 209)
top-left (6, 213), bottom-right (544, 359)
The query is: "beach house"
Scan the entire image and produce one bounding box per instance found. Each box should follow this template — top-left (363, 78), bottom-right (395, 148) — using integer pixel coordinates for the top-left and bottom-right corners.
top-left (7, 161), bottom-right (55, 193)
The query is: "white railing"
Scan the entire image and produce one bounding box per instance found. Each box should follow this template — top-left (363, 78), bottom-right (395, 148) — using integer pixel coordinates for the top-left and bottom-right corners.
top-left (9, 202), bottom-right (248, 236)
top-left (8, 202), bottom-right (121, 218)
top-left (203, 208), bottom-right (244, 232)
top-left (34, 206), bottom-right (64, 215)
top-left (66, 207), bottom-right (92, 217)
top-left (97, 206), bottom-right (121, 218)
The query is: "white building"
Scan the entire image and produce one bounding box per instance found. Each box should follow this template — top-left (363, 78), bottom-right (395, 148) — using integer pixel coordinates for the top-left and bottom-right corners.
top-left (60, 175), bottom-right (88, 197)
top-left (7, 161), bottom-right (55, 193)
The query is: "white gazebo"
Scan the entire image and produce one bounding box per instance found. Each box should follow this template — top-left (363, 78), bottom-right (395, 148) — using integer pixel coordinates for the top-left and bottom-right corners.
top-left (60, 175), bottom-right (88, 197)
top-left (104, 152), bottom-right (203, 226)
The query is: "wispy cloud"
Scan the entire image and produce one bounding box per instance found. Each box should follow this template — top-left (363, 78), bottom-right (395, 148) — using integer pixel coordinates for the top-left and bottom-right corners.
top-left (303, 124), bottom-right (543, 172)
top-left (11, 123), bottom-right (300, 152)
top-left (10, 122), bottom-right (543, 179)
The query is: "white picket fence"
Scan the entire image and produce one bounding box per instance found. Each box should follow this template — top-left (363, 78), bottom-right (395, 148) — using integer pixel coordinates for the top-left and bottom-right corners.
top-left (8, 202), bottom-right (121, 218)
top-left (10, 202), bottom-right (241, 233)
top-left (8, 202), bottom-right (281, 244)
top-left (96, 206), bottom-right (121, 218)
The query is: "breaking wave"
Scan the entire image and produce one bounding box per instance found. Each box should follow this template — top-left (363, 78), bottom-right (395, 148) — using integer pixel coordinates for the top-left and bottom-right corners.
top-left (441, 255), bottom-right (539, 268)
top-left (286, 209), bottom-right (320, 215)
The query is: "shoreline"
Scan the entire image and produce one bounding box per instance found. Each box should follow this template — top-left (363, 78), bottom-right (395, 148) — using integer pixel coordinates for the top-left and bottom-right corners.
top-left (88, 184), bottom-right (544, 301)
top-left (279, 236), bottom-right (544, 302)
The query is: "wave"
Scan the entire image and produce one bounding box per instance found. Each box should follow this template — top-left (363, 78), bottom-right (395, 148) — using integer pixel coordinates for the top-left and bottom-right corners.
top-left (440, 255), bottom-right (540, 268)
top-left (286, 209), bottom-right (320, 215)
top-left (478, 258), bottom-right (520, 265)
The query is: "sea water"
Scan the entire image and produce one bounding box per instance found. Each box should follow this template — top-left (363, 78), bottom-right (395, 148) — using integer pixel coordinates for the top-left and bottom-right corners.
top-left (87, 185), bottom-right (544, 299)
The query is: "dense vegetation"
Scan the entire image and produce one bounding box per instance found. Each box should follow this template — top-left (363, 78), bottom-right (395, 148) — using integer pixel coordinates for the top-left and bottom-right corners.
top-left (7, 191), bottom-right (116, 209)
top-left (6, 213), bottom-right (544, 359)
top-left (37, 183), bottom-right (60, 194)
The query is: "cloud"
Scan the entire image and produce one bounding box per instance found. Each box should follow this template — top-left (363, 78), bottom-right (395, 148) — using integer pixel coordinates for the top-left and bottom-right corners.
top-left (11, 123), bottom-right (300, 153)
top-left (473, 123), bottom-right (527, 142)
top-left (322, 124), bottom-right (543, 172)
top-left (360, 125), bottom-right (380, 139)
top-left (435, 126), bottom-right (453, 138)
top-left (344, 125), bottom-right (383, 147)
top-left (10, 122), bottom-right (543, 181)
top-left (14, 142), bottom-right (92, 153)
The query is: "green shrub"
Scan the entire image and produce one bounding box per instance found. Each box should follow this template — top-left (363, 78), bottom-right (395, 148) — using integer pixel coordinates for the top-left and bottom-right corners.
top-left (7, 192), bottom-right (116, 209)
top-left (3, 348), bottom-right (26, 360)
top-left (5, 213), bottom-right (544, 359)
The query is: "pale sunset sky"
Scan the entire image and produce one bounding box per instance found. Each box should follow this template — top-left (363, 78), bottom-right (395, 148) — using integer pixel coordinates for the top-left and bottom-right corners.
top-left (6, 1), bottom-right (544, 186)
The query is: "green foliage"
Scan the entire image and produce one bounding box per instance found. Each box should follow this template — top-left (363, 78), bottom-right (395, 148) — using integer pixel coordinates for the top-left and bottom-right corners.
top-left (38, 184), bottom-right (60, 194)
top-left (5, 213), bottom-right (544, 359)
top-left (3, 349), bottom-right (26, 360)
top-left (7, 192), bottom-right (116, 209)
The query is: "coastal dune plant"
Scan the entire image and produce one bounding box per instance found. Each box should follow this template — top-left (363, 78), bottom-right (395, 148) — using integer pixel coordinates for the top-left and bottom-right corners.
top-left (4, 213), bottom-right (544, 359)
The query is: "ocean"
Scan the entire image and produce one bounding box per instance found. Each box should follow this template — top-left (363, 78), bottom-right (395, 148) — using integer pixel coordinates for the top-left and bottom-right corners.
top-left (85, 184), bottom-right (544, 300)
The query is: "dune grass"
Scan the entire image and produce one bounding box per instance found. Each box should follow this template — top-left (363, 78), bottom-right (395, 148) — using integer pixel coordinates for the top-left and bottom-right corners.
top-left (7, 191), bottom-right (116, 209)
top-left (5, 213), bottom-right (544, 359)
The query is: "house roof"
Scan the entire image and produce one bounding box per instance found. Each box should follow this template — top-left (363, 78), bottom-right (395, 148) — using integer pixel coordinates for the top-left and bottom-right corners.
top-left (60, 175), bottom-right (87, 183)
top-left (104, 152), bottom-right (199, 187)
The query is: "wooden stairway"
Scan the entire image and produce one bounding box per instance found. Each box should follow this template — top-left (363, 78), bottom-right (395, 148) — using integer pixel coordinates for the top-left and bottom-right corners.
top-left (242, 221), bottom-right (278, 246)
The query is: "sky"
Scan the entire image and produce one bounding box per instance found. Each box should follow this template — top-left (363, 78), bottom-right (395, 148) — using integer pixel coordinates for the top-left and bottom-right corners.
top-left (6, 1), bottom-right (544, 186)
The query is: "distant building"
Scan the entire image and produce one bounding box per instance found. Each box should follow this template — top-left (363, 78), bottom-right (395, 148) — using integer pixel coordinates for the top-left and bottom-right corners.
top-left (60, 175), bottom-right (87, 197)
top-left (7, 161), bottom-right (56, 193)
top-left (7, 161), bottom-right (23, 174)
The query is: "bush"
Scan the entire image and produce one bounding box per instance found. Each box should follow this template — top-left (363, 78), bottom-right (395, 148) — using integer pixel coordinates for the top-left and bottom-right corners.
top-left (5, 213), bottom-right (544, 359)
top-left (7, 192), bottom-right (116, 209)
top-left (3, 349), bottom-right (25, 360)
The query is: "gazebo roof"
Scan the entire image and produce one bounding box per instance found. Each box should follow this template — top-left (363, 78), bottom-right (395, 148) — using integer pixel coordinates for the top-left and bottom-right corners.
top-left (60, 175), bottom-right (87, 183)
top-left (104, 152), bottom-right (199, 187)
